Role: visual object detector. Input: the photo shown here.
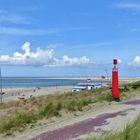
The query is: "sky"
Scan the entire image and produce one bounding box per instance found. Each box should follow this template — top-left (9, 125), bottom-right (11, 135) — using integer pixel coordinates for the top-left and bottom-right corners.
top-left (0, 0), bottom-right (140, 77)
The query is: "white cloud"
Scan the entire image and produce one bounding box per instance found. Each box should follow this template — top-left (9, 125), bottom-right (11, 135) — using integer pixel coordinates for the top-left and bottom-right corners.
top-left (0, 26), bottom-right (89, 36)
top-left (52, 55), bottom-right (90, 67)
top-left (0, 9), bottom-right (58, 36)
top-left (62, 27), bottom-right (90, 31)
top-left (130, 56), bottom-right (140, 66)
top-left (114, 2), bottom-right (140, 10)
top-left (22, 42), bottom-right (30, 56)
top-left (0, 42), bottom-right (90, 67)
top-left (0, 9), bottom-right (29, 24)
top-left (0, 27), bottom-right (57, 36)
top-left (0, 55), bottom-right (10, 62)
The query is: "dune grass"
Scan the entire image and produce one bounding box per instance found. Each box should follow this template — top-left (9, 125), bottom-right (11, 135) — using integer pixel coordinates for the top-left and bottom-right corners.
top-left (0, 112), bottom-right (37, 134)
top-left (87, 115), bottom-right (140, 140)
top-left (0, 87), bottom-right (113, 134)
top-left (0, 81), bottom-right (140, 135)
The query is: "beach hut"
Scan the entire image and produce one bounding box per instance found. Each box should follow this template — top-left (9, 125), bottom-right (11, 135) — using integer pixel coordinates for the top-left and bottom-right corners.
top-left (77, 83), bottom-right (102, 90)
top-left (72, 86), bottom-right (86, 92)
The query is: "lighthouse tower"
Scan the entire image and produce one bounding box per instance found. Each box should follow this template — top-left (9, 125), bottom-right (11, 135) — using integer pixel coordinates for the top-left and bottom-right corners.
top-left (112, 59), bottom-right (120, 100)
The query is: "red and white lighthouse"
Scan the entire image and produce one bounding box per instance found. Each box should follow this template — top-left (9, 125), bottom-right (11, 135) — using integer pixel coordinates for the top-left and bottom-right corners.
top-left (112, 59), bottom-right (120, 100)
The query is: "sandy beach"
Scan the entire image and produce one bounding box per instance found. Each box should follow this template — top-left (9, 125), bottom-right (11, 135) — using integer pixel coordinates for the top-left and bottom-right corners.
top-left (2, 86), bottom-right (72, 103)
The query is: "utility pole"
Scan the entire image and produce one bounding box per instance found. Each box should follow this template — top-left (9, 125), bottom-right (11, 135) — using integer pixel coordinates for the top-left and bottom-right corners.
top-left (0, 67), bottom-right (2, 104)
top-left (105, 68), bottom-right (109, 80)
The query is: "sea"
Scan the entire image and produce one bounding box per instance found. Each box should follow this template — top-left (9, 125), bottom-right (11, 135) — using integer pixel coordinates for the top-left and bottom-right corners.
top-left (0, 77), bottom-right (110, 88)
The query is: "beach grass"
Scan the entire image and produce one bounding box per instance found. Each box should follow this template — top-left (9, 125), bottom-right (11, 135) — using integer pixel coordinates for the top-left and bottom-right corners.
top-left (87, 115), bottom-right (140, 140)
top-left (0, 111), bottom-right (37, 134)
top-left (0, 87), bottom-right (112, 134)
top-left (0, 81), bottom-right (140, 134)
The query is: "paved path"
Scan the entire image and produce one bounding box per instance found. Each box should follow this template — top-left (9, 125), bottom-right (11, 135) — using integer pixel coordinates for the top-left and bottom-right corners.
top-left (32, 99), bottom-right (140, 140)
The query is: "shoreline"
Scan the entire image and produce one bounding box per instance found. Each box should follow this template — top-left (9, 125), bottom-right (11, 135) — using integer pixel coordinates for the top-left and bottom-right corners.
top-left (1, 77), bottom-right (140, 80)
top-left (1, 78), bottom-right (139, 103)
top-left (0, 77), bottom-right (138, 89)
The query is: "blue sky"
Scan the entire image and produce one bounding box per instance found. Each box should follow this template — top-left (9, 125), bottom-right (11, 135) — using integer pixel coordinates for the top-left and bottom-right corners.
top-left (0, 0), bottom-right (140, 77)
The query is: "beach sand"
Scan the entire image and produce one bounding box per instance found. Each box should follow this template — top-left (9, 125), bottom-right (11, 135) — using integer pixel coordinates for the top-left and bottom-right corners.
top-left (2, 86), bottom-right (72, 103)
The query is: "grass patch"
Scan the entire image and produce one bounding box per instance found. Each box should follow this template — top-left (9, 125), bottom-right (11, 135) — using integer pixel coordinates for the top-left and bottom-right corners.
top-left (130, 81), bottom-right (140, 90)
top-left (0, 112), bottom-right (37, 133)
top-left (66, 100), bottom-right (77, 111)
top-left (38, 102), bottom-right (60, 119)
top-left (96, 92), bottom-right (113, 102)
top-left (87, 115), bottom-right (140, 140)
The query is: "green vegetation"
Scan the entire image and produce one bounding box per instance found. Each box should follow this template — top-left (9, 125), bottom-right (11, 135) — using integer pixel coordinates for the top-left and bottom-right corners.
top-left (87, 115), bottom-right (140, 140)
top-left (0, 111), bottom-right (37, 134)
top-left (130, 81), bottom-right (140, 90)
top-left (0, 81), bottom-right (140, 135)
top-left (38, 102), bottom-right (60, 119)
top-left (0, 87), bottom-right (112, 134)
top-left (119, 80), bottom-right (140, 101)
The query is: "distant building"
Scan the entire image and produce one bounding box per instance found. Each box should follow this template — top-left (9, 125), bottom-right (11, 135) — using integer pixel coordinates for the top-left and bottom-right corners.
top-left (72, 86), bottom-right (87, 92)
top-left (72, 83), bottom-right (102, 92)
top-left (78, 83), bottom-right (102, 90)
